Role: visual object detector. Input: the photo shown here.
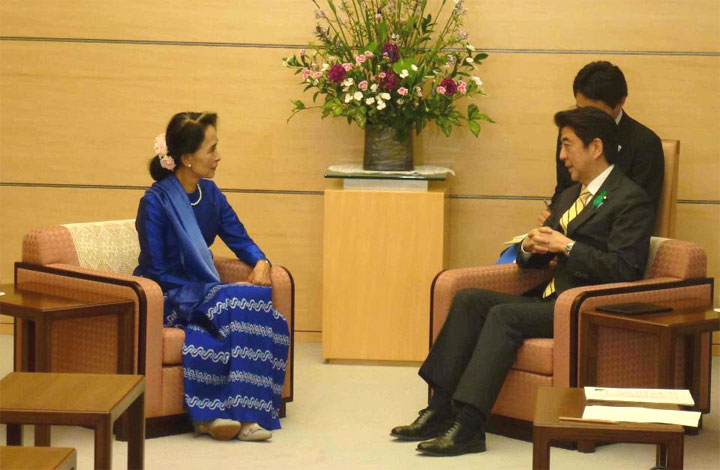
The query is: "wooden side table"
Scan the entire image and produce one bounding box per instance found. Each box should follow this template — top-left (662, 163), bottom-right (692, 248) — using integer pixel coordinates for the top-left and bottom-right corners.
top-left (0, 445), bottom-right (77, 470)
top-left (0, 372), bottom-right (145, 470)
top-left (532, 387), bottom-right (684, 469)
top-left (579, 307), bottom-right (719, 409)
top-left (0, 283), bottom-right (135, 374)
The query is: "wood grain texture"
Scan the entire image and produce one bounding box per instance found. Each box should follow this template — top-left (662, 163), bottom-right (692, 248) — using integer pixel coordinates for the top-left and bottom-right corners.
top-left (1, 42), bottom-right (718, 200)
top-left (322, 189), bottom-right (447, 361)
top-left (1, 0), bottom-right (718, 52)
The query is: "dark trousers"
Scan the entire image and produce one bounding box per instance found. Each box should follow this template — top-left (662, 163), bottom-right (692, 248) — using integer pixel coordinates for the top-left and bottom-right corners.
top-left (419, 289), bottom-right (555, 416)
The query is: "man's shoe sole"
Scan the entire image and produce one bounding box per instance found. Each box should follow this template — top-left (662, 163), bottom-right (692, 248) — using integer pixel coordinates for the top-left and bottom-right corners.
top-left (390, 431), bottom-right (439, 441)
top-left (416, 441), bottom-right (487, 456)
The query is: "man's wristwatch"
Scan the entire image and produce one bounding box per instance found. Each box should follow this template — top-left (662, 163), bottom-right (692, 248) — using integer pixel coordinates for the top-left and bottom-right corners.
top-left (564, 241), bottom-right (575, 257)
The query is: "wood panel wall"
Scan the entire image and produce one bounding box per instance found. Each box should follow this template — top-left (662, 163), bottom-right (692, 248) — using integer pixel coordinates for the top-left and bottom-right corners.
top-left (1, 1), bottom-right (718, 349)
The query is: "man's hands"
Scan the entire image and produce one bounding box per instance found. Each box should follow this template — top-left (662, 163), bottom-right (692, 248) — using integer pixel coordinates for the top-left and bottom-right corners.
top-left (522, 227), bottom-right (573, 255)
top-left (248, 260), bottom-right (272, 286)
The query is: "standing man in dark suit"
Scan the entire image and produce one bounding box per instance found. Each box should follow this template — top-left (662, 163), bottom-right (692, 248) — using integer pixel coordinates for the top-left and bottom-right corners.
top-left (390, 107), bottom-right (654, 457)
top-left (539, 61), bottom-right (664, 225)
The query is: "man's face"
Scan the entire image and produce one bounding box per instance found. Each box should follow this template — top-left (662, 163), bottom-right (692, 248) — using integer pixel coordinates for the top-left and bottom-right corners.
top-left (575, 92), bottom-right (622, 119)
top-left (558, 127), bottom-right (597, 184)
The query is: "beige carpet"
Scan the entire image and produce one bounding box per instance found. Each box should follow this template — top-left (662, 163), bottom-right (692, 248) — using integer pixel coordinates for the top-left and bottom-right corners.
top-left (1, 338), bottom-right (718, 469)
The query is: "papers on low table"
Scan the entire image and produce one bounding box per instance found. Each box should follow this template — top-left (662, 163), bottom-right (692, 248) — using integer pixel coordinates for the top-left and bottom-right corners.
top-left (584, 386), bottom-right (695, 406)
top-left (583, 405), bottom-right (701, 427)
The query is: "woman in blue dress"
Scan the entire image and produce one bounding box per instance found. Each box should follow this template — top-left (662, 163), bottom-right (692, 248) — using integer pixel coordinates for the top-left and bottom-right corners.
top-left (134, 112), bottom-right (289, 441)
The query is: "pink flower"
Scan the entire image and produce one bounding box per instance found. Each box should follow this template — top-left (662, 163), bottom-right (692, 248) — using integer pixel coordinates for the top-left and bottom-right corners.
top-left (154, 133), bottom-right (168, 157)
top-left (312, 71), bottom-right (323, 79)
top-left (300, 49), bottom-right (306, 56)
top-left (301, 68), bottom-right (312, 80)
top-left (364, 50), bottom-right (374, 57)
top-left (358, 80), bottom-right (368, 91)
top-left (378, 72), bottom-right (386, 79)
top-left (397, 87), bottom-right (408, 95)
top-left (457, 80), bottom-right (467, 94)
top-left (436, 86), bottom-right (447, 95)
top-left (342, 62), bottom-right (354, 72)
top-left (159, 155), bottom-right (176, 171)
top-left (355, 55), bottom-right (366, 64)
top-left (328, 64), bottom-right (346, 83)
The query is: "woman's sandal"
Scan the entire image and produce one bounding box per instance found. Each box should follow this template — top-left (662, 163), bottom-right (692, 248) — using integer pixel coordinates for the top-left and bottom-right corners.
top-left (237, 422), bottom-right (272, 441)
top-left (193, 419), bottom-right (241, 440)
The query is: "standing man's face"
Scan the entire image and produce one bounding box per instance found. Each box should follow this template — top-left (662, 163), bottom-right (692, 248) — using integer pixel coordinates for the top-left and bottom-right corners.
top-left (575, 92), bottom-right (624, 119)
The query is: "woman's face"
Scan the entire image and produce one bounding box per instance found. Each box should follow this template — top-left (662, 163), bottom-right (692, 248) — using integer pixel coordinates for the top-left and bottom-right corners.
top-left (184, 125), bottom-right (220, 179)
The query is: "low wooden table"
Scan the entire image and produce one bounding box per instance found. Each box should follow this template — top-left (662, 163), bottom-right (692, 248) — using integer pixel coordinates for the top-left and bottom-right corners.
top-left (579, 306), bottom-right (719, 409)
top-left (0, 445), bottom-right (77, 470)
top-left (533, 387), bottom-right (684, 469)
top-left (0, 283), bottom-right (135, 374)
top-left (0, 372), bottom-right (145, 470)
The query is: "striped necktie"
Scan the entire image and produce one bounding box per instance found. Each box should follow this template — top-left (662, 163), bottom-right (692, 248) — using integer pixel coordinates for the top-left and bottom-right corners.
top-left (543, 187), bottom-right (592, 298)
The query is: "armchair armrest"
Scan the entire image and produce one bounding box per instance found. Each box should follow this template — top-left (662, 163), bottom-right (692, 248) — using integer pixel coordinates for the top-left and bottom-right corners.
top-left (552, 277), bottom-right (714, 388)
top-left (13, 262), bottom-right (165, 418)
top-left (431, 264), bottom-right (554, 341)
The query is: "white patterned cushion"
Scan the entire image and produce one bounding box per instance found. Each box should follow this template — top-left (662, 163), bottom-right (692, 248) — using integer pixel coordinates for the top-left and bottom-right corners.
top-left (62, 220), bottom-right (140, 275)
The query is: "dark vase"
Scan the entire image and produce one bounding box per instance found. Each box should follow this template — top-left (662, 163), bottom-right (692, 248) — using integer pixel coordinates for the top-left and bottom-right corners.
top-left (363, 126), bottom-right (413, 171)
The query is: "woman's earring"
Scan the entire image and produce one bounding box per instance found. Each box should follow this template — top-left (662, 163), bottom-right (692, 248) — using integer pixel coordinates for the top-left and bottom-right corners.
top-left (187, 164), bottom-right (192, 168)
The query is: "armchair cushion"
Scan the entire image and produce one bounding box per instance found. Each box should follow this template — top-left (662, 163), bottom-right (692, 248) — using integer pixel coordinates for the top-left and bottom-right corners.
top-left (163, 328), bottom-right (185, 366)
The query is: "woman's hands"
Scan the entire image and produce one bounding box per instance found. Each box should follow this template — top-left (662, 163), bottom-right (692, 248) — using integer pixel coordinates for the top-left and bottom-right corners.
top-left (248, 259), bottom-right (272, 286)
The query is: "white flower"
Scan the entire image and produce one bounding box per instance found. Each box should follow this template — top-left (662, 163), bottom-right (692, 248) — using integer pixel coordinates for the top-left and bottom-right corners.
top-left (397, 98), bottom-right (405, 105)
top-left (353, 91), bottom-right (363, 101)
top-left (370, 84), bottom-right (379, 92)
top-left (466, 57), bottom-right (474, 64)
top-left (415, 86), bottom-right (423, 97)
top-left (342, 78), bottom-right (354, 87)
top-left (313, 79), bottom-right (318, 85)
top-left (377, 101), bottom-right (387, 110)
top-left (411, 64), bottom-right (418, 71)
top-left (470, 76), bottom-right (483, 86)
top-left (399, 69), bottom-right (409, 78)
top-left (344, 93), bottom-right (353, 103)
top-left (380, 92), bottom-right (391, 100)
top-left (321, 63), bottom-right (329, 71)
top-left (365, 97), bottom-right (375, 105)
top-left (466, 44), bottom-right (476, 52)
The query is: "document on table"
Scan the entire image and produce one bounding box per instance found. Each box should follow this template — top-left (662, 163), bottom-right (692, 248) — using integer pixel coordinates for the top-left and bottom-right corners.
top-left (584, 387), bottom-right (694, 406)
top-left (503, 233), bottom-right (527, 245)
top-left (583, 405), bottom-right (701, 427)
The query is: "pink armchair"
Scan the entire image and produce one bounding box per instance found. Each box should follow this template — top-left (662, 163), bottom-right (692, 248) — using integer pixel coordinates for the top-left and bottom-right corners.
top-left (430, 237), bottom-right (712, 438)
top-left (16, 220), bottom-right (294, 437)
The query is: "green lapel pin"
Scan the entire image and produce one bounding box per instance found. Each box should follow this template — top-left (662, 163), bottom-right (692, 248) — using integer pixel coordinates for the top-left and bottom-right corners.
top-left (593, 191), bottom-right (608, 208)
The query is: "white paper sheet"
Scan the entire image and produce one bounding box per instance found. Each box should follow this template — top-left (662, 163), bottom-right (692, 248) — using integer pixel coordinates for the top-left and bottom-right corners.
top-left (584, 387), bottom-right (694, 406)
top-left (503, 233), bottom-right (528, 245)
top-left (583, 405), bottom-right (701, 427)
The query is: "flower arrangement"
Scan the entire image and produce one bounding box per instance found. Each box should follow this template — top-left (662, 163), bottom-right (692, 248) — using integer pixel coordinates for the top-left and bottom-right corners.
top-left (283, 0), bottom-right (492, 142)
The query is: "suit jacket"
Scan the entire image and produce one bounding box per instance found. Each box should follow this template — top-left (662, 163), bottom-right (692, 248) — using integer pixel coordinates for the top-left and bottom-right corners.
top-left (551, 112), bottom-right (664, 211)
top-left (520, 166), bottom-right (654, 296)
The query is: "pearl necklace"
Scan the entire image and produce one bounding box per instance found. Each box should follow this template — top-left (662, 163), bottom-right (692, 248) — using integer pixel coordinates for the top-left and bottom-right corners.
top-left (190, 184), bottom-right (202, 206)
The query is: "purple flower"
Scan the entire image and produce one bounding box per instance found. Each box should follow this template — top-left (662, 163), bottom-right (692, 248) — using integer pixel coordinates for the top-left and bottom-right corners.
top-left (440, 78), bottom-right (457, 95)
top-left (382, 42), bottom-right (400, 63)
top-left (380, 70), bottom-right (399, 90)
top-left (328, 64), bottom-right (347, 83)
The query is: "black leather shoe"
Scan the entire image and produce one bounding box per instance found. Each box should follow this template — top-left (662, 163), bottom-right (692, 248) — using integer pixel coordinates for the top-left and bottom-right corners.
top-left (390, 408), bottom-right (455, 441)
top-left (416, 422), bottom-right (487, 456)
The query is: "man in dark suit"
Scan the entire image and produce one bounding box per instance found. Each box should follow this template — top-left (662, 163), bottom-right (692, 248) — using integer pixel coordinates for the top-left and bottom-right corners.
top-left (540, 61), bottom-right (663, 225)
top-left (391, 107), bottom-right (654, 457)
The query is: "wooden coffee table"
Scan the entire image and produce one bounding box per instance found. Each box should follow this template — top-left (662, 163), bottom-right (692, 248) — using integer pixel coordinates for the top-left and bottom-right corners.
top-left (532, 387), bottom-right (684, 470)
top-left (0, 445), bottom-right (77, 470)
top-left (0, 372), bottom-right (145, 470)
top-left (579, 306), bottom-right (719, 410)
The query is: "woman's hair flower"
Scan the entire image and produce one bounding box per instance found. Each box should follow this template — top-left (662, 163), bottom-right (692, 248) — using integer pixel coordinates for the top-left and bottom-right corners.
top-left (328, 64), bottom-right (347, 82)
top-left (397, 87), bottom-right (408, 96)
top-left (440, 78), bottom-right (457, 95)
top-left (154, 134), bottom-right (175, 171)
